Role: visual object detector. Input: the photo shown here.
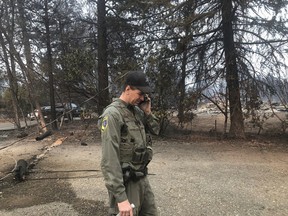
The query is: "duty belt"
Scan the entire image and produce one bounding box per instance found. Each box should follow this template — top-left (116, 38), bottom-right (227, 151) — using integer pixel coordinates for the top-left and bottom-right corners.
top-left (123, 167), bottom-right (148, 183)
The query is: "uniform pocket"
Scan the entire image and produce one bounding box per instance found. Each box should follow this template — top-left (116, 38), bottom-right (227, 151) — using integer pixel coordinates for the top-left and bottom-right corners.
top-left (119, 142), bottom-right (134, 162)
top-left (131, 147), bottom-right (146, 164)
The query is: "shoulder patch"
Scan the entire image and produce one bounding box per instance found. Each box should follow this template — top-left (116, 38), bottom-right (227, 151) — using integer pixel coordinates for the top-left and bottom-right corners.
top-left (101, 116), bottom-right (108, 132)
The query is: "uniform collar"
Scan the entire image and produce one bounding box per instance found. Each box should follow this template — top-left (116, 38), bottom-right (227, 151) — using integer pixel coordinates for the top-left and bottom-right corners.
top-left (114, 98), bottom-right (135, 111)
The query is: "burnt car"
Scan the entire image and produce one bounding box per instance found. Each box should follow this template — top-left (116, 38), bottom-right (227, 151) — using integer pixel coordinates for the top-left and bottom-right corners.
top-left (27, 103), bottom-right (81, 121)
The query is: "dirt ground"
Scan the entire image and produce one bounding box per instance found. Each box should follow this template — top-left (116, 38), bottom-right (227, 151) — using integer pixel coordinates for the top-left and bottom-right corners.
top-left (0, 113), bottom-right (287, 216)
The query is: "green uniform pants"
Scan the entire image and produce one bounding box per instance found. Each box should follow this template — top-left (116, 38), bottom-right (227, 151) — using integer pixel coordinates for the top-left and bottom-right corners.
top-left (108, 176), bottom-right (158, 216)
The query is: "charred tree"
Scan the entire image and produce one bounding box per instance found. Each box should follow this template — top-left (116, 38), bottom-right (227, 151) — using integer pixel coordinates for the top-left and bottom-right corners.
top-left (44, 0), bottom-right (57, 130)
top-left (17, 0), bottom-right (47, 132)
top-left (221, 0), bottom-right (245, 138)
top-left (97, 0), bottom-right (109, 114)
top-left (0, 1), bottom-right (21, 129)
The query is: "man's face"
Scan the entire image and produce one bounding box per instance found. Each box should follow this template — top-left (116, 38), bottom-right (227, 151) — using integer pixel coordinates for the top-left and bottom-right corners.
top-left (128, 86), bottom-right (145, 105)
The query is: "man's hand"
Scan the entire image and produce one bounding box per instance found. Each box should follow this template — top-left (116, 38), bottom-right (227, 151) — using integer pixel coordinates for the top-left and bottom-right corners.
top-left (117, 200), bottom-right (133, 216)
top-left (139, 95), bottom-right (151, 115)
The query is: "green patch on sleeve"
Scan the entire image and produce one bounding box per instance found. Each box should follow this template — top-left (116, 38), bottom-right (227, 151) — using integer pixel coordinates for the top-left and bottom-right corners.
top-left (101, 116), bottom-right (108, 132)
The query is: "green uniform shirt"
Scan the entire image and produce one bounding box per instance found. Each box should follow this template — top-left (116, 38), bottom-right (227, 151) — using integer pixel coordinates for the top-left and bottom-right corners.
top-left (99, 98), bottom-right (160, 203)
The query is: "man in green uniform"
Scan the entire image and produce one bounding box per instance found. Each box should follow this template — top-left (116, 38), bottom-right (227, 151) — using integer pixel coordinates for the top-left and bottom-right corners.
top-left (99, 71), bottom-right (160, 216)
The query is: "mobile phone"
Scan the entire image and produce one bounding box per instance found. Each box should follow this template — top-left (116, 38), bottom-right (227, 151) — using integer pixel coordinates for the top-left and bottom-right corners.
top-left (139, 94), bottom-right (149, 106)
top-left (143, 94), bottom-right (149, 102)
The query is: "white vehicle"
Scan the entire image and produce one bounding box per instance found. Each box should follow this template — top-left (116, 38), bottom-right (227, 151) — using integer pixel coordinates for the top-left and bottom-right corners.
top-left (27, 103), bottom-right (81, 120)
top-left (27, 109), bottom-right (39, 121)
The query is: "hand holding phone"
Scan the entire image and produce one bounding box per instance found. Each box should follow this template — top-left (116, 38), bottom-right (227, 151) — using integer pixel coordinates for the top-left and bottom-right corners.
top-left (139, 94), bottom-right (149, 105)
top-left (139, 94), bottom-right (151, 115)
top-left (143, 94), bottom-right (149, 102)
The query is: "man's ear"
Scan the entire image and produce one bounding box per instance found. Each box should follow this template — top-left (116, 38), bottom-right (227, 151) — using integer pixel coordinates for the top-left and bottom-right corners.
top-left (126, 85), bottom-right (132, 91)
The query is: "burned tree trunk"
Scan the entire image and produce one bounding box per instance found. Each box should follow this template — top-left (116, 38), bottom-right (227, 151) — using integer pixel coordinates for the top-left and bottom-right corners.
top-left (17, 0), bottom-right (47, 132)
top-left (97, 0), bottom-right (109, 114)
top-left (221, 0), bottom-right (245, 138)
top-left (43, 0), bottom-right (57, 130)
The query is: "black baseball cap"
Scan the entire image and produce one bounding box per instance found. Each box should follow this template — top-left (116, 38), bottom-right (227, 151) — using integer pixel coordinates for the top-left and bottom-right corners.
top-left (125, 71), bottom-right (152, 93)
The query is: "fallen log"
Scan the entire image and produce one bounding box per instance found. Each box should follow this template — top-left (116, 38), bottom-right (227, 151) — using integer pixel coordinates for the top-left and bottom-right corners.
top-left (35, 130), bottom-right (52, 141)
top-left (14, 159), bottom-right (28, 182)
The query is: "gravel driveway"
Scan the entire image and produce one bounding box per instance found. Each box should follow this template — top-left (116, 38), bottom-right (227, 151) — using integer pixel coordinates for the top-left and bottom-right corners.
top-left (0, 121), bottom-right (287, 216)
